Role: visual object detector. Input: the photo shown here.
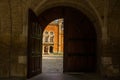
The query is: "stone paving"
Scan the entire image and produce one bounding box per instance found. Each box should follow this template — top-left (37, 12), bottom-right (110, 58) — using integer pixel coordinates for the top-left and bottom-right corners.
top-left (28, 55), bottom-right (120, 80)
top-left (28, 73), bottom-right (103, 80)
top-left (42, 55), bottom-right (63, 73)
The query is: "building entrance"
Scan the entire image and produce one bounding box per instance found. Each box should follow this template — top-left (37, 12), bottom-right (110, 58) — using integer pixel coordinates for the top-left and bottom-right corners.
top-left (42, 19), bottom-right (64, 73)
top-left (27, 6), bottom-right (97, 78)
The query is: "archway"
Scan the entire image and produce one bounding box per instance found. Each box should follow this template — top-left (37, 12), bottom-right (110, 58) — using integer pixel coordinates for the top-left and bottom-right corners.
top-left (27, 6), bottom-right (98, 78)
top-left (38, 6), bottom-right (97, 72)
top-left (42, 19), bottom-right (64, 73)
top-left (49, 46), bottom-right (53, 53)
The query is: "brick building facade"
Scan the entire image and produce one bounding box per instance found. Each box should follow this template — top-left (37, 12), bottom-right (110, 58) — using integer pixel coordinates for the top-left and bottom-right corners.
top-left (42, 19), bottom-right (64, 55)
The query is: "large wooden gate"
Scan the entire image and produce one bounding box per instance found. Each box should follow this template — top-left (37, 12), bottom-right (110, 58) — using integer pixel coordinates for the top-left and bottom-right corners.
top-left (27, 9), bottom-right (42, 78)
top-left (64, 8), bottom-right (97, 72)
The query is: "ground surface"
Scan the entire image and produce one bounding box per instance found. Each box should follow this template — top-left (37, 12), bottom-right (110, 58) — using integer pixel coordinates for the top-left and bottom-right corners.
top-left (28, 55), bottom-right (103, 80)
top-left (42, 55), bottom-right (63, 73)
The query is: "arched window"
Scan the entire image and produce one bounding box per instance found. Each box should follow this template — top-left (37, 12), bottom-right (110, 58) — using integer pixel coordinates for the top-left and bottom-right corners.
top-left (50, 31), bottom-right (54, 35)
top-left (44, 31), bottom-right (48, 35)
top-left (50, 36), bottom-right (54, 42)
top-left (44, 46), bottom-right (48, 52)
top-left (49, 46), bottom-right (53, 53)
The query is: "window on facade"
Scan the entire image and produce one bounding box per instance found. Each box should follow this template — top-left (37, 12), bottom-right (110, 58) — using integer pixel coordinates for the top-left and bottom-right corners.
top-left (45, 36), bottom-right (49, 42)
top-left (50, 36), bottom-right (54, 42)
top-left (50, 31), bottom-right (54, 35)
top-left (45, 31), bottom-right (48, 35)
top-left (50, 46), bottom-right (53, 53)
top-left (44, 46), bottom-right (48, 52)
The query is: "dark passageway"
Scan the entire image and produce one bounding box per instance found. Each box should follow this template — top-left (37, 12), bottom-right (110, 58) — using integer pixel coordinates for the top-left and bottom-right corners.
top-left (27, 6), bottom-right (97, 79)
top-left (0, 0), bottom-right (120, 80)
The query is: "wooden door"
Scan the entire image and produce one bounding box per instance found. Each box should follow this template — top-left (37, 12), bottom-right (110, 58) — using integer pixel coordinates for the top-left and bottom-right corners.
top-left (64, 8), bottom-right (97, 72)
top-left (27, 9), bottom-right (42, 78)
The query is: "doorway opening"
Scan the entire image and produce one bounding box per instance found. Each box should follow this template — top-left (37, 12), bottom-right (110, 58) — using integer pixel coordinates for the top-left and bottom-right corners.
top-left (42, 19), bottom-right (64, 73)
top-left (27, 7), bottom-right (98, 78)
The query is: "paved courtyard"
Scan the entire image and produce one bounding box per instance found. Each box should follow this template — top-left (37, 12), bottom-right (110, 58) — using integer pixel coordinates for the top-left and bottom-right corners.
top-left (42, 55), bottom-right (63, 73)
top-left (28, 55), bottom-right (119, 80)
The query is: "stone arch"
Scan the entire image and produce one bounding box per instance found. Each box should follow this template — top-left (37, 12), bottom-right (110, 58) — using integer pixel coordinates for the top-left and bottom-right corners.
top-left (30, 1), bottom-right (103, 73)
top-left (33, 1), bottom-right (103, 37)
top-left (34, 1), bottom-right (103, 65)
